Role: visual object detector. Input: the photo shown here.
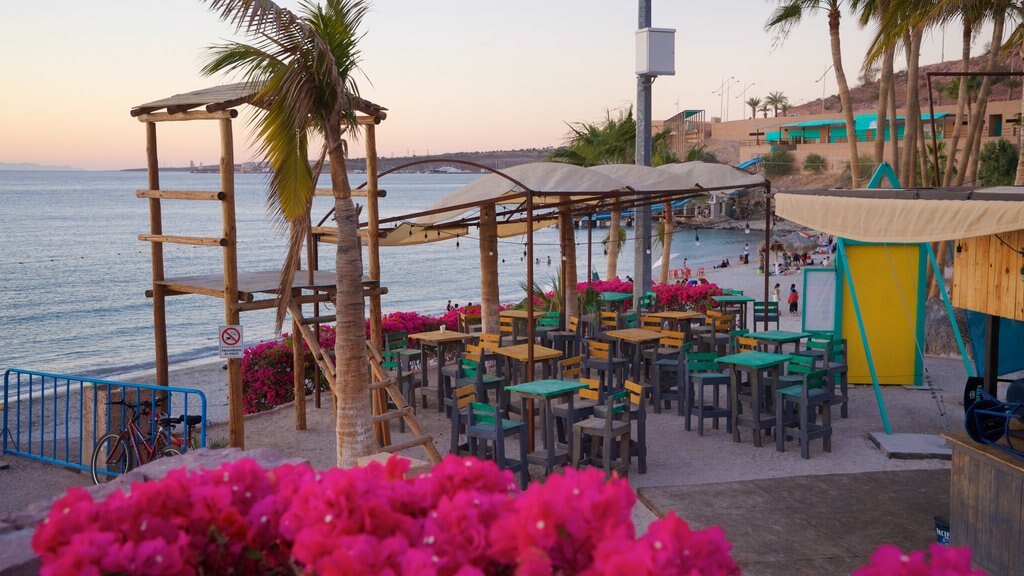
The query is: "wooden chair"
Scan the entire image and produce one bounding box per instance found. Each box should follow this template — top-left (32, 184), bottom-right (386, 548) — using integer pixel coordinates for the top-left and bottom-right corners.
top-left (698, 313), bottom-right (735, 355)
top-left (736, 335), bottom-right (761, 353)
top-left (467, 401), bottom-right (530, 489)
top-left (621, 312), bottom-right (640, 329)
top-left (572, 390), bottom-right (631, 478)
top-left (753, 301), bottom-right (780, 330)
top-left (683, 352), bottom-right (732, 436)
top-left (477, 332), bottom-right (505, 378)
top-left (801, 337), bottom-right (849, 418)
top-left (458, 311), bottom-right (482, 334)
top-left (447, 345), bottom-right (506, 410)
top-left (582, 339), bottom-right (627, 397)
top-left (775, 355), bottom-right (833, 459)
top-left (448, 383), bottom-right (477, 454)
top-left (535, 311), bottom-right (561, 342)
top-left (499, 317), bottom-right (523, 346)
top-left (638, 291), bottom-right (658, 313)
top-left (382, 335), bottom-right (422, 431)
top-left (640, 315), bottom-right (663, 332)
top-left (552, 374), bottom-right (600, 447)
top-left (546, 315), bottom-right (582, 356)
top-left (593, 379), bottom-right (648, 473)
top-left (596, 311), bottom-right (619, 339)
top-left (648, 334), bottom-right (688, 414)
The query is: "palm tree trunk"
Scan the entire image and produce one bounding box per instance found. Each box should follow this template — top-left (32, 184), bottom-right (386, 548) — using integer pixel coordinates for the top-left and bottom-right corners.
top-left (955, 11), bottom-right (1005, 185)
top-left (659, 202), bottom-right (673, 285)
top-left (888, 65), bottom-right (900, 173)
top-left (327, 134), bottom-right (374, 468)
top-left (902, 28), bottom-right (923, 188)
top-left (559, 207), bottom-right (579, 319)
top-left (874, 43), bottom-right (893, 164)
top-left (607, 208), bottom-right (621, 279)
top-left (479, 204), bottom-right (500, 334)
top-left (943, 19), bottom-right (972, 187)
top-left (829, 8), bottom-right (860, 188)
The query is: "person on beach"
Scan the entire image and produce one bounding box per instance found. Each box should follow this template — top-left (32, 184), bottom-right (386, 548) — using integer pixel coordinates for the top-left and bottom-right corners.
top-left (771, 283), bottom-right (781, 303)
top-left (788, 284), bottom-right (799, 314)
top-left (446, 299), bottom-right (453, 312)
top-left (547, 256), bottom-right (551, 266)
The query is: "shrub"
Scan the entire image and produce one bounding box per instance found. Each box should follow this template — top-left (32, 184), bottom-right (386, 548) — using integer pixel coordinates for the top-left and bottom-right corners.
top-left (240, 328), bottom-right (334, 414)
top-left (651, 282), bottom-right (722, 312)
top-left (978, 138), bottom-right (1018, 186)
top-left (803, 153), bottom-right (827, 173)
top-left (762, 149), bottom-right (794, 177)
top-left (33, 456), bottom-right (741, 576)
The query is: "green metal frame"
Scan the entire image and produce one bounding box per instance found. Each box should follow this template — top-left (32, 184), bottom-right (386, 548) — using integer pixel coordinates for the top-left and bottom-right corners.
top-left (801, 266), bottom-right (837, 333)
top-left (925, 243), bottom-right (976, 377)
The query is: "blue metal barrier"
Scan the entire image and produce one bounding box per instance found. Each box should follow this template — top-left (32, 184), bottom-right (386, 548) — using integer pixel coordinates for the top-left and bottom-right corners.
top-left (2, 369), bottom-right (207, 473)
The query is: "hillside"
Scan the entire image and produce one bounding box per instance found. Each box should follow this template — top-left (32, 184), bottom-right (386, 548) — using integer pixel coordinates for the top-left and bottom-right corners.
top-left (347, 148), bottom-right (556, 173)
top-left (786, 53), bottom-right (1021, 117)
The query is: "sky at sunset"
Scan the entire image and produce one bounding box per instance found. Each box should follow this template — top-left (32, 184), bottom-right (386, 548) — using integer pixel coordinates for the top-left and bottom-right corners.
top-left (1, 1), bottom-right (980, 170)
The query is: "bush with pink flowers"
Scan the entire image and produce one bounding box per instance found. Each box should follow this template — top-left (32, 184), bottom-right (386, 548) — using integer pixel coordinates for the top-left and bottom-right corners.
top-left (240, 327), bottom-right (334, 414)
top-left (33, 456), bottom-right (741, 576)
top-left (852, 543), bottom-right (985, 575)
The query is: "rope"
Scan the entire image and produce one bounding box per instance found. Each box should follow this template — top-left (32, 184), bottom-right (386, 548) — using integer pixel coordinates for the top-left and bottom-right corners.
top-left (882, 243), bottom-right (949, 432)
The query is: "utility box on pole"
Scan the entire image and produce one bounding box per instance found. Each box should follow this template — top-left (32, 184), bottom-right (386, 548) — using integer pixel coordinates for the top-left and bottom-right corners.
top-left (635, 27), bottom-right (675, 76)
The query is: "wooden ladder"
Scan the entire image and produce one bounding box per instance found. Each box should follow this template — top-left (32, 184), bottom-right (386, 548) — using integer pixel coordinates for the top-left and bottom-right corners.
top-left (286, 301), bottom-right (441, 464)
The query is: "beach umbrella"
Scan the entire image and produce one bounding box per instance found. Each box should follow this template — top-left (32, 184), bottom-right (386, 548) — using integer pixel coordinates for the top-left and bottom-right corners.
top-left (758, 235), bottom-right (785, 254)
top-left (782, 231), bottom-right (818, 255)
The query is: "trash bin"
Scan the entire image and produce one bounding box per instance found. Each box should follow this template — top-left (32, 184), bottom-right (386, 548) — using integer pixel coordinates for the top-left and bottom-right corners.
top-left (934, 515), bottom-right (950, 545)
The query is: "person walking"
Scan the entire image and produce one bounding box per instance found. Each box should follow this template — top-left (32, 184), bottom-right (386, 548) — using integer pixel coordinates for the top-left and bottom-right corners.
top-left (788, 284), bottom-right (799, 315)
top-left (771, 283), bottom-right (781, 303)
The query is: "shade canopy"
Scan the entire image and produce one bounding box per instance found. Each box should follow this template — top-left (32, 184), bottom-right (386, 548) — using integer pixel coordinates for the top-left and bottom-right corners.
top-left (782, 231), bottom-right (819, 254)
top-left (658, 161), bottom-right (766, 190)
top-left (775, 187), bottom-right (1024, 243)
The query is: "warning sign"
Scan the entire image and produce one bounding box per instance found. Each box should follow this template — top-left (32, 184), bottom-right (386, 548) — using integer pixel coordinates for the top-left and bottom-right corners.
top-left (219, 325), bottom-right (244, 359)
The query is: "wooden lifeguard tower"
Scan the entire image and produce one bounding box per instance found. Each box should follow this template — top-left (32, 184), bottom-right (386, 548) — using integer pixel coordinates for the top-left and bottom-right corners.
top-left (130, 84), bottom-right (439, 462)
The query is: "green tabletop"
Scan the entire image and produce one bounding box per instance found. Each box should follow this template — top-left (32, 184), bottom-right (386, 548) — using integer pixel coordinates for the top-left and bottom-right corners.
top-left (505, 379), bottom-right (588, 397)
top-left (711, 295), bottom-right (756, 304)
top-left (750, 330), bottom-right (810, 342)
top-left (716, 351), bottom-right (792, 369)
top-left (599, 292), bottom-right (632, 303)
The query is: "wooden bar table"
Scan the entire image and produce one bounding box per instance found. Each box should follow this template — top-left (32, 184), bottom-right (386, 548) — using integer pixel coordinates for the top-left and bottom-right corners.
top-left (750, 330), bottom-right (810, 354)
top-left (717, 351), bottom-right (791, 447)
top-left (505, 379), bottom-right (588, 474)
top-left (646, 310), bottom-right (705, 340)
top-left (494, 344), bottom-right (564, 452)
top-left (711, 294), bottom-right (756, 330)
top-left (500, 309), bottom-right (546, 343)
top-left (604, 328), bottom-right (663, 383)
top-left (409, 329), bottom-right (475, 411)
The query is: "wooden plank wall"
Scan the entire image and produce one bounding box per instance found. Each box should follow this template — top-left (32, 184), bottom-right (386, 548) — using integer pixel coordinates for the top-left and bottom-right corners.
top-left (951, 230), bottom-right (1024, 321)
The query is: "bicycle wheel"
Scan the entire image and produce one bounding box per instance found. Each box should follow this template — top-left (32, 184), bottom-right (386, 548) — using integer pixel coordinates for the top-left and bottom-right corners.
top-left (91, 433), bottom-right (131, 485)
top-left (159, 446), bottom-right (183, 459)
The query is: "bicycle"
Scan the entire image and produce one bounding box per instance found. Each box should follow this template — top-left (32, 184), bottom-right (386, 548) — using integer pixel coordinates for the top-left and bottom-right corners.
top-left (90, 399), bottom-right (187, 484)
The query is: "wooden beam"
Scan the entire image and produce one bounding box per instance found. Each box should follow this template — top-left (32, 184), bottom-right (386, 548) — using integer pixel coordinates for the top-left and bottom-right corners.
top-left (146, 121), bottom-right (169, 388)
top-left (314, 187), bottom-right (384, 197)
top-left (136, 189), bottom-right (225, 201)
top-left (144, 288), bottom-right (187, 298)
top-left (135, 110), bottom-right (238, 123)
top-left (166, 103), bottom-right (204, 114)
top-left (220, 117), bottom-right (244, 450)
top-left (138, 234), bottom-right (227, 247)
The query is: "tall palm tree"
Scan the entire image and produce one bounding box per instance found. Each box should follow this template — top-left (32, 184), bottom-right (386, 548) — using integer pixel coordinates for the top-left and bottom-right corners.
top-left (745, 96), bottom-right (763, 119)
top-left (200, 0), bottom-right (374, 467)
top-left (852, 0), bottom-right (895, 167)
top-left (767, 1), bottom-right (862, 187)
top-left (765, 91), bottom-right (789, 116)
top-left (759, 103), bottom-right (771, 118)
top-left (548, 108), bottom-right (677, 280)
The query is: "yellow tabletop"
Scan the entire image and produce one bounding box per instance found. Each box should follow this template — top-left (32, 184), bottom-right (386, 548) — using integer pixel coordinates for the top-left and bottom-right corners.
top-left (494, 344), bottom-right (563, 362)
top-left (500, 309), bottom-right (546, 320)
top-left (409, 330), bottom-right (474, 344)
top-left (647, 311), bottom-right (705, 321)
top-left (604, 328), bottom-right (664, 343)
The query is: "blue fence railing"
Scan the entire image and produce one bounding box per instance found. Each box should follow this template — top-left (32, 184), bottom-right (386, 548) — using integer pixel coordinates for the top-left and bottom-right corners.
top-left (2, 369), bottom-right (207, 473)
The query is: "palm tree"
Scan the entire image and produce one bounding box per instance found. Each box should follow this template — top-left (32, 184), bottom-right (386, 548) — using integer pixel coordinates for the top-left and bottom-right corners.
top-left (745, 96), bottom-right (763, 119)
top-left (548, 108), bottom-right (677, 280)
top-left (767, 1), bottom-right (862, 187)
top-left (759, 103), bottom-right (771, 118)
top-left (852, 0), bottom-right (895, 167)
top-left (765, 91), bottom-right (789, 117)
top-left (200, 0), bottom-right (374, 467)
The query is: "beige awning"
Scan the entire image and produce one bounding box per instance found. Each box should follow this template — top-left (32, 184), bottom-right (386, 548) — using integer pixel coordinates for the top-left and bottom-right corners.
top-left (658, 161), bottom-right (766, 189)
top-left (774, 188), bottom-right (1024, 242)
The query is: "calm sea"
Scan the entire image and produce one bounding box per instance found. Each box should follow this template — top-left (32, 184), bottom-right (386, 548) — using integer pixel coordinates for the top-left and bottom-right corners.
top-left (0, 170), bottom-right (748, 377)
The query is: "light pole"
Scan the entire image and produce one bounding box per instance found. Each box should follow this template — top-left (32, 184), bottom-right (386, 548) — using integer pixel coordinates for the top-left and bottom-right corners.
top-left (735, 82), bottom-right (756, 119)
top-left (712, 76), bottom-right (734, 121)
top-left (724, 78), bottom-right (741, 121)
top-left (815, 64), bottom-right (833, 115)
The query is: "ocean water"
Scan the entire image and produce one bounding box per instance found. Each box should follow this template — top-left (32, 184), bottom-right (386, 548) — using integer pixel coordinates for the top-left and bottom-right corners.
top-left (0, 170), bottom-right (749, 377)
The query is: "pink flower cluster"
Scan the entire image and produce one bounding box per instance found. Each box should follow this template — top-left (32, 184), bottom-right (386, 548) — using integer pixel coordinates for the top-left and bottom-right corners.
top-left (34, 456), bottom-right (740, 576)
top-left (578, 278), bottom-right (635, 296)
top-left (651, 282), bottom-right (722, 312)
top-left (372, 310), bottom-right (445, 338)
top-left (852, 544), bottom-right (984, 575)
top-left (240, 328), bottom-right (334, 414)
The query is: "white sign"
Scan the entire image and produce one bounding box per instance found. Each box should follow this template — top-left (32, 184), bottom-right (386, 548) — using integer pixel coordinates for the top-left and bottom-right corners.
top-left (219, 325), bottom-right (244, 359)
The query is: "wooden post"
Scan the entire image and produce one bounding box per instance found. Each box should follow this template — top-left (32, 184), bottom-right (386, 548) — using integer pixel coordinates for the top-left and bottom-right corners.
top-left (220, 118), bottom-right (244, 449)
top-left (309, 234), bottom-right (322, 409)
top-left (292, 288), bottom-right (307, 430)
top-left (146, 122), bottom-right (169, 387)
top-left (479, 204), bottom-right (500, 334)
top-left (559, 207), bottom-right (578, 320)
top-left (365, 124), bottom-right (389, 446)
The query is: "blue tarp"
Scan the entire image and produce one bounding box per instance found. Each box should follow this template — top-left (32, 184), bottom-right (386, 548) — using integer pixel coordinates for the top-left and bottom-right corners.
top-left (966, 311), bottom-right (1024, 377)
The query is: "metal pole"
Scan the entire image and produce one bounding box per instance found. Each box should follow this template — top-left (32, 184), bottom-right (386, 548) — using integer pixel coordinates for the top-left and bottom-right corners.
top-left (634, 0), bottom-right (653, 308)
top-left (526, 190), bottom-right (535, 381)
top-left (764, 183), bottom-right (771, 330)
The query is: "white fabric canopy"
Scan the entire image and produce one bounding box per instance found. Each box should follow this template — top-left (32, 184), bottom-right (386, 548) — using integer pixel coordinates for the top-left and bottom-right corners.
top-left (658, 161), bottom-right (766, 189)
top-left (413, 162), bottom-right (628, 226)
top-left (589, 163), bottom-right (687, 190)
top-left (775, 188), bottom-right (1024, 243)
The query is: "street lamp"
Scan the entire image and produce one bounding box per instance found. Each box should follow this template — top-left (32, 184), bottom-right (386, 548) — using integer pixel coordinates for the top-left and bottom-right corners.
top-left (734, 82), bottom-right (756, 119)
top-left (815, 65), bottom-right (833, 115)
top-left (724, 78), bottom-right (741, 121)
top-left (712, 76), bottom-right (734, 121)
